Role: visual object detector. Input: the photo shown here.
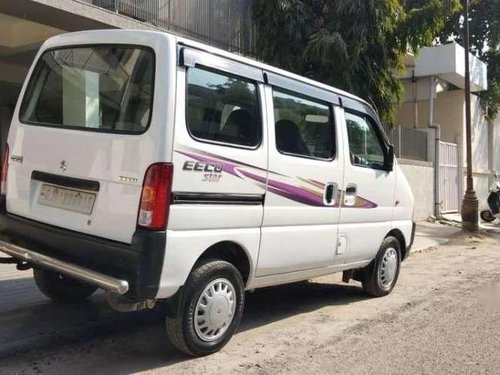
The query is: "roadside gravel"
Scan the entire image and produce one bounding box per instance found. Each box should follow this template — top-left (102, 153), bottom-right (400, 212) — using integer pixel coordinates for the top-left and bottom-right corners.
top-left (1, 232), bottom-right (499, 374)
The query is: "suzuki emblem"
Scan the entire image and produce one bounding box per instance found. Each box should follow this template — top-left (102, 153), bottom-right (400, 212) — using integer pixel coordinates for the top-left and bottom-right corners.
top-left (60, 160), bottom-right (67, 171)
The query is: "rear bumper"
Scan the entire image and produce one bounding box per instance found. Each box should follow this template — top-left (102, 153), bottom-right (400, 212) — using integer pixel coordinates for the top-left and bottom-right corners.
top-left (0, 202), bottom-right (166, 300)
top-left (0, 240), bottom-right (129, 294)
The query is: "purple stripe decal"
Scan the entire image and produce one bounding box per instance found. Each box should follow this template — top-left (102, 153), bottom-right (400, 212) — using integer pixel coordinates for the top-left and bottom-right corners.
top-left (238, 169), bottom-right (325, 207)
top-left (177, 150), bottom-right (240, 177)
top-left (298, 177), bottom-right (325, 189)
top-left (175, 146), bottom-right (378, 209)
top-left (177, 146), bottom-right (269, 173)
top-left (354, 197), bottom-right (378, 209)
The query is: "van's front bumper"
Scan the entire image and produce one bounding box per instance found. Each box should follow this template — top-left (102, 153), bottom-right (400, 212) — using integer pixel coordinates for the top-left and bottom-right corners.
top-left (0, 206), bottom-right (166, 300)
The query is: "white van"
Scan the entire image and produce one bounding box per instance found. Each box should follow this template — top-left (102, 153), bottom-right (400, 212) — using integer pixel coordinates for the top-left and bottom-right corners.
top-left (0, 30), bottom-right (414, 356)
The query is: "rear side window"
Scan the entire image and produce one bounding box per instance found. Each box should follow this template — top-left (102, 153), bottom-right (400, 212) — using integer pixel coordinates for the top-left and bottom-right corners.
top-left (345, 112), bottom-right (386, 169)
top-left (273, 89), bottom-right (335, 160)
top-left (186, 67), bottom-right (261, 147)
top-left (20, 46), bottom-right (154, 134)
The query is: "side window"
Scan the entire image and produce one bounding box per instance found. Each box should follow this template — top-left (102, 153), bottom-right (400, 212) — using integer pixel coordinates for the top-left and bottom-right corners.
top-left (186, 66), bottom-right (261, 147)
top-left (345, 112), bottom-right (386, 169)
top-left (273, 89), bottom-right (335, 159)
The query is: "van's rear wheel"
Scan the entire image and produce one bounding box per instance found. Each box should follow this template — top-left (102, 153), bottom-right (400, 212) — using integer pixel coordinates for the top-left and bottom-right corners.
top-left (362, 236), bottom-right (401, 297)
top-left (33, 268), bottom-right (98, 303)
top-left (165, 260), bottom-right (245, 357)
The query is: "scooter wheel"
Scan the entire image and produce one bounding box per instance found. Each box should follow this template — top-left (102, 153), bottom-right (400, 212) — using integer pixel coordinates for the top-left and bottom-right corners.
top-left (480, 210), bottom-right (496, 223)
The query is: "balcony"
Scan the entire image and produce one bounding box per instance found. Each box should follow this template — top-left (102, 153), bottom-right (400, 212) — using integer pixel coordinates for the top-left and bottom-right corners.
top-left (401, 43), bottom-right (488, 93)
top-left (85, 0), bottom-right (256, 54)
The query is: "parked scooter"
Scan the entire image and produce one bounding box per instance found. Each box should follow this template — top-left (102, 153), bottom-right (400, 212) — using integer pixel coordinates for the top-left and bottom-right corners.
top-left (480, 174), bottom-right (500, 223)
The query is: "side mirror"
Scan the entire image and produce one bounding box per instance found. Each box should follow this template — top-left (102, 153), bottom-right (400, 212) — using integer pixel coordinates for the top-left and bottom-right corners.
top-left (385, 144), bottom-right (394, 172)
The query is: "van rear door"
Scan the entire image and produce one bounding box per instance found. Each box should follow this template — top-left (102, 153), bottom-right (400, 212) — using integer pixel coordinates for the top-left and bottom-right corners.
top-left (5, 32), bottom-right (175, 243)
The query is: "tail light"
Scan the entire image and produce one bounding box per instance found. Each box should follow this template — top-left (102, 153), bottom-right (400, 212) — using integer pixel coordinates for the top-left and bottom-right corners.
top-left (1, 145), bottom-right (9, 196)
top-left (137, 163), bottom-right (173, 230)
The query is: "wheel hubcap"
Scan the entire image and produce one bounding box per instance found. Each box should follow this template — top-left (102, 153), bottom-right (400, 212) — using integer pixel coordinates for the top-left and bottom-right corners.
top-left (378, 247), bottom-right (398, 290)
top-left (194, 278), bottom-right (236, 342)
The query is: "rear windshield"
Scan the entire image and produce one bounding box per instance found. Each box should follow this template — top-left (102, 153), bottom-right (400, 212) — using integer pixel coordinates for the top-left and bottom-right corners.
top-left (20, 46), bottom-right (155, 134)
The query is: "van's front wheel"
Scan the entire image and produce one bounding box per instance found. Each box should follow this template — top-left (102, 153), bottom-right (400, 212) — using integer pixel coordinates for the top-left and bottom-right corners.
top-left (33, 268), bottom-right (98, 303)
top-left (166, 260), bottom-right (245, 357)
top-left (362, 236), bottom-right (401, 297)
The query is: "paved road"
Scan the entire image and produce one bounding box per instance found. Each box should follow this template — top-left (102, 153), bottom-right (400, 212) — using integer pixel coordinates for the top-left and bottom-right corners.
top-left (0, 230), bottom-right (499, 374)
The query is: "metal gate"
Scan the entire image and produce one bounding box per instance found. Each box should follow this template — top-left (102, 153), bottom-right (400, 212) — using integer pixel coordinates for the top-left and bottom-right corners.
top-left (439, 142), bottom-right (460, 213)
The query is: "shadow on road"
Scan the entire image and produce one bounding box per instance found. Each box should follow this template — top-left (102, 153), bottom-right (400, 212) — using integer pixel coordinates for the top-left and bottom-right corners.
top-left (0, 277), bottom-right (368, 373)
top-left (242, 280), bottom-right (365, 331)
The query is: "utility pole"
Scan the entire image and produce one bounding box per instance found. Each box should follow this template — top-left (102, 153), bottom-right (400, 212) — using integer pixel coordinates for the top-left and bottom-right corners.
top-left (461, 0), bottom-right (479, 230)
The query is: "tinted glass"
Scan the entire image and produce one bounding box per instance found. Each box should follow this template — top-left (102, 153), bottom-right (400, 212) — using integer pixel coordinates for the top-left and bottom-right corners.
top-left (187, 67), bottom-right (261, 147)
top-left (346, 112), bottom-right (386, 169)
top-left (20, 46), bottom-right (154, 134)
top-left (273, 89), bottom-right (334, 159)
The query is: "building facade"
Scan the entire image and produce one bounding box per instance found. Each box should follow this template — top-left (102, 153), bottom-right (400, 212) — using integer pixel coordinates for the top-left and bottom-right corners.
top-left (0, 0), bottom-right (256, 156)
top-left (395, 43), bottom-right (498, 220)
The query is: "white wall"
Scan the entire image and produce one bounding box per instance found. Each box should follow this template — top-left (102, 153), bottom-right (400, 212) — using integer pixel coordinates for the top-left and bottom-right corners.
top-left (396, 63), bottom-right (496, 212)
top-left (396, 87), bottom-right (495, 212)
top-left (494, 116), bottom-right (500, 175)
top-left (399, 159), bottom-right (434, 221)
top-left (396, 86), bottom-right (464, 144)
top-left (470, 95), bottom-right (489, 174)
top-left (465, 95), bottom-right (490, 200)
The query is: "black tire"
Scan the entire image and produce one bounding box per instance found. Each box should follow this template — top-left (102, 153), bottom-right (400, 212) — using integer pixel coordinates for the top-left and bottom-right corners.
top-left (33, 268), bottom-right (98, 303)
top-left (166, 260), bottom-right (245, 357)
top-left (362, 236), bottom-right (401, 297)
top-left (480, 210), bottom-right (496, 223)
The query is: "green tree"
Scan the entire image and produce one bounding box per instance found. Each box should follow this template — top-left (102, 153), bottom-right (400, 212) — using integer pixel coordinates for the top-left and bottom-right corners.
top-left (253, 0), bottom-right (460, 126)
top-left (439, 0), bottom-right (500, 119)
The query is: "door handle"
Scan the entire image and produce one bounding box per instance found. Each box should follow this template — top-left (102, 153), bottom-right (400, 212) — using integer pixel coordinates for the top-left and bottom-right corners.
top-left (323, 183), bottom-right (337, 206)
top-left (344, 184), bottom-right (358, 206)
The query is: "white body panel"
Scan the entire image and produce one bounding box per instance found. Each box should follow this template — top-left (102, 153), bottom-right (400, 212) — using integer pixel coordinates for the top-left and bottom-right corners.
top-left (158, 228), bottom-right (260, 299)
top-left (6, 29), bottom-right (415, 300)
top-left (6, 31), bottom-right (176, 243)
top-left (392, 160), bottom-right (415, 243)
top-left (167, 68), bottom-right (267, 231)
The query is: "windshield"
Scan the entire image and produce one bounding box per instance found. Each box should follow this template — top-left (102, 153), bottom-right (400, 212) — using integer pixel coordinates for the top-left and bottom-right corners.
top-left (20, 45), bottom-right (155, 134)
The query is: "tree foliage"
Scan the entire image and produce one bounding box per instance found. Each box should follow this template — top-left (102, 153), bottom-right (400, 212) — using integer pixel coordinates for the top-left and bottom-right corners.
top-left (253, 0), bottom-right (460, 126)
top-left (439, 0), bottom-right (500, 119)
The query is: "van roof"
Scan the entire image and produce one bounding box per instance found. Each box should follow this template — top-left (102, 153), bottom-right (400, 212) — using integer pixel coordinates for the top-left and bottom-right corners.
top-left (175, 35), bottom-right (370, 108)
top-left (42, 29), bottom-right (374, 113)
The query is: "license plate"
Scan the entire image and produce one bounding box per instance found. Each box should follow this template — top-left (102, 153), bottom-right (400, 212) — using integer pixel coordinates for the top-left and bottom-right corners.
top-left (38, 184), bottom-right (96, 215)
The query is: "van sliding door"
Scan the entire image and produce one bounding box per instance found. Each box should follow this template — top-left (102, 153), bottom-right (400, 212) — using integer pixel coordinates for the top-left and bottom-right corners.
top-left (256, 73), bottom-right (344, 276)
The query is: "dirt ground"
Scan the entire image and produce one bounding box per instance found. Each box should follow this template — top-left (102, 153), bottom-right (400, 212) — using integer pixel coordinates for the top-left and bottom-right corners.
top-left (1, 231), bottom-right (499, 375)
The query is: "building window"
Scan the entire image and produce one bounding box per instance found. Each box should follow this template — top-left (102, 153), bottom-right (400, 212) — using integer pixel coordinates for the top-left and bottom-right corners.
top-left (273, 89), bottom-right (335, 160)
top-left (186, 67), bottom-right (261, 148)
